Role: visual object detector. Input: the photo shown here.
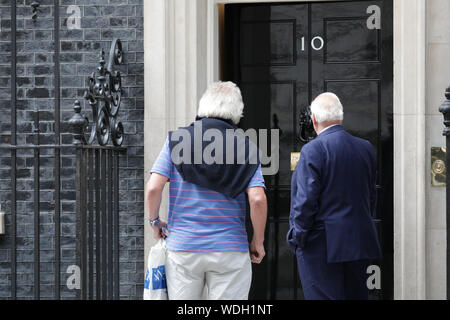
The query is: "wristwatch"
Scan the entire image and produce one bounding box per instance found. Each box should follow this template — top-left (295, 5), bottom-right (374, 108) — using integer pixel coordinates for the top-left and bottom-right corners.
top-left (147, 216), bottom-right (161, 227)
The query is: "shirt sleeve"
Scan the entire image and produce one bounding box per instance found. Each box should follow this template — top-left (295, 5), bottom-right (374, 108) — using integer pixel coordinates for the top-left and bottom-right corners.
top-left (290, 142), bottom-right (322, 233)
top-left (150, 137), bottom-right (173, 179)
top-left (247, 164), bottom-right (266, 189)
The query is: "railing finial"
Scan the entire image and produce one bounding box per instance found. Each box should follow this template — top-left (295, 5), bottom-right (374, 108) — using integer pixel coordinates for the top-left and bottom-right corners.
top-left (69, 100), bottom-right (88, 145)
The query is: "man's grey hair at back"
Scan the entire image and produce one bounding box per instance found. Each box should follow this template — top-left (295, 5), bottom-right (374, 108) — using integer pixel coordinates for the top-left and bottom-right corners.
top-left (197, 81), bottom-right (244, 125)
top-left (310, 92), bottom-right (344, 123)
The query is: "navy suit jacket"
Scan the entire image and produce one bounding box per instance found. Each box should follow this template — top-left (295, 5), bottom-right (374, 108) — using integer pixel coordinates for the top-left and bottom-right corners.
top-left (287, 125), bottom-right (382, 263)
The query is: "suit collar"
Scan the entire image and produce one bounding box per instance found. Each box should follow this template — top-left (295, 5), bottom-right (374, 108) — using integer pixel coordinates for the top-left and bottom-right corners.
top-left (318, 125), bottom-right (344, 137)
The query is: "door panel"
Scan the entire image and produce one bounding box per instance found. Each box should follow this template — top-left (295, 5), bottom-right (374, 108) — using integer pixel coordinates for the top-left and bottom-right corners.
top-left (241, 21), bottom-right (297, 66)
top-left (326, 80), bottom-right (380, 151)
top-left (312, 1), bottom-right (393, 300)
top-left (324, 18), bottom-right (380, 63)
top-left (241, 82), bottom-right (297, 186)
top-left (227, 3), bottom-right (309, 300)
top-left (225, 0), bottom-right (393, 300)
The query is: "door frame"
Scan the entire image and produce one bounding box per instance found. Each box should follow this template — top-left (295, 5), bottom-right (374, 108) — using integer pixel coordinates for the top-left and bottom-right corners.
top-left (144, 0), bottom-right (428, 300)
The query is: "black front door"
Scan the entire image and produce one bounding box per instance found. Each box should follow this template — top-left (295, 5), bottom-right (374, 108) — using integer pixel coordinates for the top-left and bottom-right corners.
top-left (224, 0), bottom-right (393, 300)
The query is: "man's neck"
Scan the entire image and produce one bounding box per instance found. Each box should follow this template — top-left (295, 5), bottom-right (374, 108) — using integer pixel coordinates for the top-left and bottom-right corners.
top-left (317, 122), bottom-right (341, 135)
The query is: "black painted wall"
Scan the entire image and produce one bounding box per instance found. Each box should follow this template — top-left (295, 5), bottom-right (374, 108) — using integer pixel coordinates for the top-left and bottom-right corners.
top-left (0, 0), bottom-right (144, 300)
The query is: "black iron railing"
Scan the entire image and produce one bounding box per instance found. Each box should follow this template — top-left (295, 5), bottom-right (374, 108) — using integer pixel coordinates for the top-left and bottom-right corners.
top-left (69, 34), bottom-right (126, 300)
top-left (1, 144), bottom-right (125, 300)
top-left (74, 145), bottom-right (124, 300)
top-left (2, 0), bottom-right (127, 300)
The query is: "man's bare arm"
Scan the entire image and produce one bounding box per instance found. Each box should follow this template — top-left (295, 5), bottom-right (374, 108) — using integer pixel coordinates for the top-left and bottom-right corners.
top-left (145, 173), bottom-right (169, 240)
top-left (247, 187), bottom-right (267, 264)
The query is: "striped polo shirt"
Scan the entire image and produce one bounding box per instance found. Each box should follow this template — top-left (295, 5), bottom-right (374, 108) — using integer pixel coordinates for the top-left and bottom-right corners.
top-left (150, 138), bottom-right (265, 253)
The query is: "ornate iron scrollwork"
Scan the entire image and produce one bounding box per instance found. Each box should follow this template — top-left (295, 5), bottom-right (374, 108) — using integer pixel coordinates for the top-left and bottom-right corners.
top-left (70, 39), bottom-right (125, 147)
top-left (299, 106), bottom-right (317, 143)
top-left (31, 1), bottom-right (40, 22)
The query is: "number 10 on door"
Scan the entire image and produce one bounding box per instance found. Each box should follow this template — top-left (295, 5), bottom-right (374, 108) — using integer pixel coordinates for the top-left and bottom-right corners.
top-left (299, 36), bottom-right (325, 51)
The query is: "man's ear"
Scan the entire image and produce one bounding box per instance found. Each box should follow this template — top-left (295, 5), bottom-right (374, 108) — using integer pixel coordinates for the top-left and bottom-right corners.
top-left (311, 114), bottom-right (317, 127)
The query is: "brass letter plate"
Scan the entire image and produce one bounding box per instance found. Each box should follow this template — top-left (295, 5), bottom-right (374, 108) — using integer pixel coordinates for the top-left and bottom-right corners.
top-left (431, 147), bottom-right (446, 187)
top-left (291, 152), bottom-right (300, 172)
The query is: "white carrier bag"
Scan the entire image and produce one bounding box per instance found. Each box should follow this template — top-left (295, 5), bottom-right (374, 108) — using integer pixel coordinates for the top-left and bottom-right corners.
top-left (143, 239), bottom-right (168, 300)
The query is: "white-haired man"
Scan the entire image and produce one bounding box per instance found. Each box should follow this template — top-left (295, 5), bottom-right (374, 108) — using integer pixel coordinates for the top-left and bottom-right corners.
top-left (146, 81), bottom-right (267, 300)
top-left (287, 92), bottom-right (382, 300)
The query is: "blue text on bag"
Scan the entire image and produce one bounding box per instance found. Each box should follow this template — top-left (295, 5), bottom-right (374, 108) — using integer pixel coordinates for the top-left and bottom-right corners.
top-left (144, 268), bottom-right (151, 290)
top-left (152, 266), bottom-right (167, 290)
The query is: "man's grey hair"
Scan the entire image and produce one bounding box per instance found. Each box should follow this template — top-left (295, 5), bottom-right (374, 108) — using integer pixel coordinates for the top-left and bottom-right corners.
top-left (310, 92), bottom-right (344, 123)
top-left (197, 81), bottom-right (244, 125)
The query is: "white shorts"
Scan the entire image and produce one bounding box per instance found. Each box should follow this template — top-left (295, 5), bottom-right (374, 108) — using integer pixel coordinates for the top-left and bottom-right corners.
top-left (166, 250), bottom-right (252, 300)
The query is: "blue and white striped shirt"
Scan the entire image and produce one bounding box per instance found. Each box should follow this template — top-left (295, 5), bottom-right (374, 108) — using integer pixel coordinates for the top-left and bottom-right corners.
top-left (150, 138), bottom-right (265, 252)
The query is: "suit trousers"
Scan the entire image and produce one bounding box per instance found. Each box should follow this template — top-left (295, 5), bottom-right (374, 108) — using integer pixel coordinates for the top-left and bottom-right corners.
top-left (166, 250), bottom-right (252, 300)
top-left (295, 230), bottom-right (370, 300)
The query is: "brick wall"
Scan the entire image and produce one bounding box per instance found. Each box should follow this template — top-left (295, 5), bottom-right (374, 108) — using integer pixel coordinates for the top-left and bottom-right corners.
top-left (0, 0), bottom-right (144, 300)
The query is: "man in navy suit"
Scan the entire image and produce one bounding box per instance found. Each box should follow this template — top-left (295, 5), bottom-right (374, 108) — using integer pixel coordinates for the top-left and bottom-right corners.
top-left (287, 92), bottom-right (382, 300)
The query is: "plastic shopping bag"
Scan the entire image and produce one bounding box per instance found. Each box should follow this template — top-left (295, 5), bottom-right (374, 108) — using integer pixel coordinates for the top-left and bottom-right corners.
top-left (143, 239), bottom-right (168, 300)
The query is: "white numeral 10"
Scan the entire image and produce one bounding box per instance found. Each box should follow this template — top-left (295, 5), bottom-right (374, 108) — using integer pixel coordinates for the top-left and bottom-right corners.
top-left (300, 36), bottom-right (325, 51)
